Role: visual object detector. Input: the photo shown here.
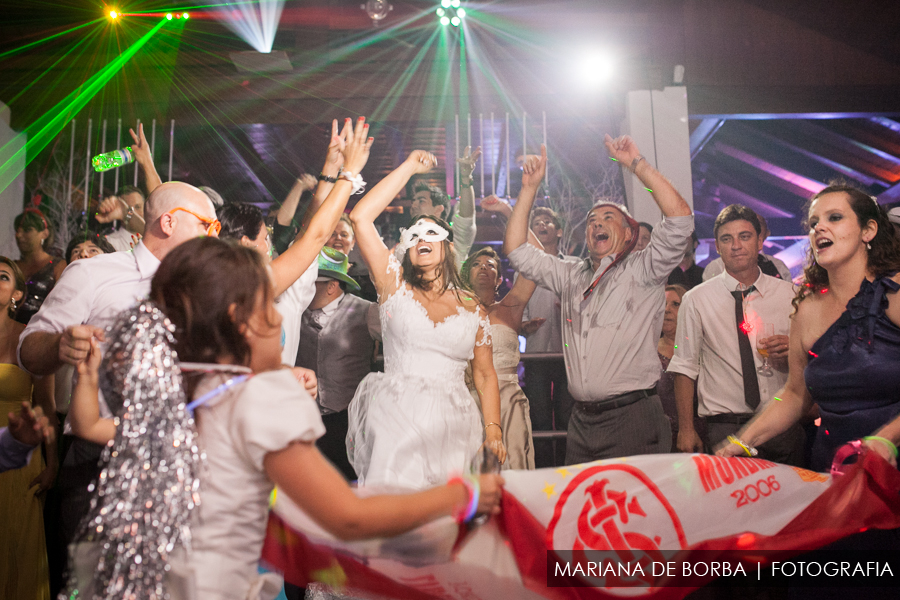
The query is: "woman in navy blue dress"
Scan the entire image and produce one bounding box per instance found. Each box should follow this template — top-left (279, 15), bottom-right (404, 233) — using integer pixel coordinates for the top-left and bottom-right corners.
top-left (717, 184), bottom-right (900, 471)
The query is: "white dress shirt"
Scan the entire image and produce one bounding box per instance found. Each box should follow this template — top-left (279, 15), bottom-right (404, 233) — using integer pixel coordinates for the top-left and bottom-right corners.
top-left (19, 241), bottom-right (161, 369)
top-left (520, 253), bottom-right (573, 354)
top-left (667, 270), bottom-right (795, 417)
top-left (276, 260), bottom-right (318, 367)
top-left (509, 215), bottom-right (694, 403)
top-left (18, 241), bottom-right (161, 423)
top-left (105, 227), bottom-right (139, 252)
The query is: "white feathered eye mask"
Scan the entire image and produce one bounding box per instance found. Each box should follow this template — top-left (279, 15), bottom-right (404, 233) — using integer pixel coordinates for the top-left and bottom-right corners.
top-left (399, 220), bottom-right (450, 251)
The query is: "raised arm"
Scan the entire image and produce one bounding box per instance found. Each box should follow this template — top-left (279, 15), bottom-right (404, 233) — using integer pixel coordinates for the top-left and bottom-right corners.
top-left (503, 144), bottom-right (546, 256)
top-left (349, 150), bottom-right (436, 296)
top-left (130, 123), bottom-right (162, 196)
top-left (265, 441), bottom-right (503, 541)
top-left (300, 119), bottom-right (345, 231)
top-left (457, 146), bottom-right (481, 219)
top-left (68, 338), bottom-right (116, 445)
top-left (604, 134), bottom-right (691, 218)
top-left (269, 117), bottom-right (373, 297)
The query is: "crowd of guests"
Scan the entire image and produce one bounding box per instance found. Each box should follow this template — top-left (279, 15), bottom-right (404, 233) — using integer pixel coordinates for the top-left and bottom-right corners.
top-left (0, 117), bottom-right (899, 600)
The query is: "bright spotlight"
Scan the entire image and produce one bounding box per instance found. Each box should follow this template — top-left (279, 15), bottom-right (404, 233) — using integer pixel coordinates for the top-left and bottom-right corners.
top-left (440, 16), bottom-right (450, 25)
top-left (166, 13), bottom-right (173, 20)
top-left (436, 7), bottom-right (445, 16)
top-left (451, 0), bottom-right (460, 6)
top-left (109, 10), bottom-right (118, 19)
top-left (457, 7), bottom-right (466, 17)
top-left (578, 51), bottom-right (615, 87)
top-left (451, 16), bottom-right (460, 26)
top-left (441, 0), bottom-right (451, 7)
top-left (182, 12), bottom-right (189, 20)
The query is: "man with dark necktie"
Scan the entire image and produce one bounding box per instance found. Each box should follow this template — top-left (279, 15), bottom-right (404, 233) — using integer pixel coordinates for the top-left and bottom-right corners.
top-left (668, 205), bottom-right (805, 465)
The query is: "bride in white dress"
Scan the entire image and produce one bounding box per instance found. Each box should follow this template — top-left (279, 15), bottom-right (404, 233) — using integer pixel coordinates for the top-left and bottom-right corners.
top-left (347, 150), bottom-right (506, 489)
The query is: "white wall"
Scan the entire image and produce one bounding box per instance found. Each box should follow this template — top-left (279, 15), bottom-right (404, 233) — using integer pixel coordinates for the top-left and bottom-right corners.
top-left (0, 101), bottom-right (25, 258)
top-left (620, 87), bottom-right (693, 226)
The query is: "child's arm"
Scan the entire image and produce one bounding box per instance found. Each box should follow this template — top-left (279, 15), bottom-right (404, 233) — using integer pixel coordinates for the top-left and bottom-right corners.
top-left (69, 338), bottom-right (116, 445)
top-left (264, 442), bottom-right (503, 541)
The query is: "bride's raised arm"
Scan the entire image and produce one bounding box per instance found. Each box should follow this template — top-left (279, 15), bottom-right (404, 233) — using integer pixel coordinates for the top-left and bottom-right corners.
top-left (350, 150), bottom-right (437, 298)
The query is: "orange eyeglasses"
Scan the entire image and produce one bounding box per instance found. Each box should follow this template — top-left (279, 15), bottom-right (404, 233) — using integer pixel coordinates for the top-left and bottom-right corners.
top-left (166, 207), bottom-right (221, 237)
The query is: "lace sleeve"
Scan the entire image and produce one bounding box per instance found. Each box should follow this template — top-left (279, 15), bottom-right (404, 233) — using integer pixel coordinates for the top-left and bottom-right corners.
top-left (476, 306), bottom-right (493, 347)
top-left (376, 252), bottom-right (405, 304)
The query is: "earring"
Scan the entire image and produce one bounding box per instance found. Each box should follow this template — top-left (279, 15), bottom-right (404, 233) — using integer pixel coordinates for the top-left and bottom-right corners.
top-left (867, 242), bottom-right (872, 251)
top-left (9, 297), bottom-right (16, 312)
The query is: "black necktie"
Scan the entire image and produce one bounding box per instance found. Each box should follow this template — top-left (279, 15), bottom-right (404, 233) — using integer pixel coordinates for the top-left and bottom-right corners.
top-left (731, 287), bottom-right (760, 410)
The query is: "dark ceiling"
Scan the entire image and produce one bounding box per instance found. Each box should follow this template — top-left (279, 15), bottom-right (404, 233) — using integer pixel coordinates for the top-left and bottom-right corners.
top-left (3, 1), bottom-right (900, 258)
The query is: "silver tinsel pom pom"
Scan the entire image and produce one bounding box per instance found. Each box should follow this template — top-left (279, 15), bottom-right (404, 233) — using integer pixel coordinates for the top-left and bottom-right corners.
top-left (61, 302), bottom-right (204, 600)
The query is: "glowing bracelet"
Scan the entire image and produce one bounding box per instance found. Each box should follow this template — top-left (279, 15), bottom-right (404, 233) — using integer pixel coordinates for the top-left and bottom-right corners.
top-left (448, 474), bottom-right (480, 523)
top-left (862, 436), bottom-right (899, 458)
top-left (727, 435), bottom-right (758, 457)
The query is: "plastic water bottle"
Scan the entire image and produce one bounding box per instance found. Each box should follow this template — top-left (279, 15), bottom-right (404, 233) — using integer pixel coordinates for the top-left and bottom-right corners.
top-left (91, 147), bottom-right (134, 172)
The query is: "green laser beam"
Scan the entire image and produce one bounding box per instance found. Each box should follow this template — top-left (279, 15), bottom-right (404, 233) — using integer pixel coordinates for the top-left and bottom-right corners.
top-left (0, 19), bottom-right (170, 195)
top-left (0, 19), bottom-right (104, 59)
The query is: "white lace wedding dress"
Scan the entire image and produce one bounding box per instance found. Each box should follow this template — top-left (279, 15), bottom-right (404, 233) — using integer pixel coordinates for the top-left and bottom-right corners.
top-left (347, 255), bottom-right (488, 489)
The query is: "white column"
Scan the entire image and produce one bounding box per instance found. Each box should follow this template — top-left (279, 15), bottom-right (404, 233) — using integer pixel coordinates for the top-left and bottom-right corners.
top-left (620, 86), bottom-right (693, 224)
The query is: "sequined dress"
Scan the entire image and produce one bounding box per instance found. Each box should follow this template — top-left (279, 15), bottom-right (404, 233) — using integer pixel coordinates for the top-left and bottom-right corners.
top-left (804, 274), bottom-right (900, 472)
top-left (0, 363), bottom-right (50, 600)
top-left (347, 255), bottom-right (487, 489)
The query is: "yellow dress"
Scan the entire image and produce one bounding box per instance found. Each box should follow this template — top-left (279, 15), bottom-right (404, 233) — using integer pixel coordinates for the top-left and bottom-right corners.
top-left (0, 363), bottom-right (50, 600)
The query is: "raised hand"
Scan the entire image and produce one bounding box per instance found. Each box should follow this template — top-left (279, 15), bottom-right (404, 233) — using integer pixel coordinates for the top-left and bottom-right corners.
top-left (480, 195), bottom-right (512, 217)
top-left (8, 402), bottom-right (52, 448)
top-left (457, 145), bottom-right (482, 181)
top-left (604, 134), bottom-right (642, 169)
top-left (59, 325), bottom-right (105, 366)
top-left (128, 122), bottom-right (152, 165)
top-left (323, 119), bottom-right (345, 175)
top-left (95, 195), bottom-right (127, 224)
top-left (340, 117), bottom-right (374, 175)
top-left (520, 144), bottom-right (547, 189)
top-left (405, 150), bottom-right (437, 175)
top-left (297, 173), bottom-right (317, 191)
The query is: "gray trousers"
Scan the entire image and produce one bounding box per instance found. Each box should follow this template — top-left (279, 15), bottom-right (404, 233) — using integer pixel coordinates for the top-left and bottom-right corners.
top-left (565, 394), bottom-right (672, 464)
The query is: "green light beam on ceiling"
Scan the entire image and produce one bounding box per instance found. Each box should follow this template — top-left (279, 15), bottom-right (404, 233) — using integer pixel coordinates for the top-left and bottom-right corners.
top-left (0, 19), bottom-right (172, 195)
top-left (0, 19), bottom-right (104, 59)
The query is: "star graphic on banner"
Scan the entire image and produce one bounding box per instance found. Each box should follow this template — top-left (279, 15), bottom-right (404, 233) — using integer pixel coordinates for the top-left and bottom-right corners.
top-left (542, 482), bottom-right (556, 498)
top-left (556, 467), bottom-right (571, 479)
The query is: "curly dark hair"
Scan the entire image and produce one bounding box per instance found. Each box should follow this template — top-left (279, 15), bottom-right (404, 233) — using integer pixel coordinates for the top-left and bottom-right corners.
top-left (150, 237), bottom-right (273, 367)
top-left (793, 183), bottom-right (900, 312)
top-left (400, 215), bottom-right (474, 301)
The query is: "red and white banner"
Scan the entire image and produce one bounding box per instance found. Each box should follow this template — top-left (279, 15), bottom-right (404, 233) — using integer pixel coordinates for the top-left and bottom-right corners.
top-left (262, 452), bottom-right (900, 599)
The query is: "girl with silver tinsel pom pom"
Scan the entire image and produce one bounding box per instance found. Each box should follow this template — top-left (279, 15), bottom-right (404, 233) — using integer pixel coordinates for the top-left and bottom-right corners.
top-left (63, 237), bottom-right (504, 600)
